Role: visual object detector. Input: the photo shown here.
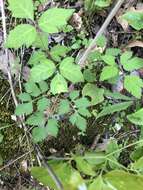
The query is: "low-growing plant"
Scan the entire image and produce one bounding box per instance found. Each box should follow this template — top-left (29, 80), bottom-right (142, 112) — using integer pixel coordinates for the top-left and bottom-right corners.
top-left (3, 0), bottom-right (143, 189)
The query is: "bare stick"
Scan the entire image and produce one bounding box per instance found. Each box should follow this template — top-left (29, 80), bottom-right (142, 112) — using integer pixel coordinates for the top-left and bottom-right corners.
top-left (0, 0), bottom-right (18, 106)
top-left (78, 0), bottom-right (124, 67)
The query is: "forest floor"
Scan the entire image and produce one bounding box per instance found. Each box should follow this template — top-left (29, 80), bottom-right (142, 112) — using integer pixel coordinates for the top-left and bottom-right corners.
top-left (0, 0), bottom-right (143, 189)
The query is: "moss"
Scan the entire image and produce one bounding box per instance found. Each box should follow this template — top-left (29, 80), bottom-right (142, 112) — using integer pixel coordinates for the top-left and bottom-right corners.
top-left (0, 80), bottom-right (24, 161)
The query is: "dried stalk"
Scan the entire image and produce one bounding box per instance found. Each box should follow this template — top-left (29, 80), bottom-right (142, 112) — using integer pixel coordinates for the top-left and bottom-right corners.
top-left (78, 0), bottom-right (124, 67)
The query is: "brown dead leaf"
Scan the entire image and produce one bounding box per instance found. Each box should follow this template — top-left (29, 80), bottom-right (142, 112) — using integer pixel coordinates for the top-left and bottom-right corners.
top-left (127, 40), bottom-right (143, 48)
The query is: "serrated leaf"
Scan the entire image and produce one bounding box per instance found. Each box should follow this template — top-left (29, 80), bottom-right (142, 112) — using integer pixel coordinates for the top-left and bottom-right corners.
top-left (30, 59), bottom-right (56, 82)
top-left (33, 32), bottom-right (48, 50)
top-left (6, 24), bottom-right (36, 48)
top-left (83, 69), bottom-right (96, 82)
top-left (26, 112), bottom-right (45, 126)
top-left (97, 101), bottom-right (133, 119)
top-left (78, 107), bottom-right (91, 117)
top-left (60, 57), bottom-right (84, 83)
top-left (18, 92), bottom-right (31, 102)
top-left (127, 108), bottom-right (143, 125)
top-left (102, 54), bottom-right (116, 66)
top-left (50, 73), bottom-right (68, 95)
top-left (74, 97), bottom-right (90, 108)
top-left (122, 11), bottom-right (143, 30)
top-left (100, 66), bottom-right (119, 81)
top-left (124, 75), bottom-right (143, 99)
top-left (25, 81), bottom-right (41, 97)
top-left (88, 176), bottom-right (104, 190)
top-left (74, 156), bottom-right (95, 176)
top-left (8, 0), bottom-right (34, 20)
top-left (106, 48), bottom-right (121, 56)
top-left (84, 152), bottom-right (106, 165)
top-left (120, 51), bottom-right (143, 71)
top-left (82, 83), bottom-right (104, 105)
top-left (38, 81), bottom-right (49, 93)
top-left (15, 102), bottom-right (33, 116)
top-left (104, 90), bottom-right (133, 101)
top-left (104, 170), bottom-right (143, 190)
top-left (28, 51), bottom-right (47, 65)
top-left (95, 0), bottom-right (112, 7)
top-left (37, 97), bottom-right (50, 111)
top-left (38, 8), bottom-right (74, 33)
top-left (46, 119), bottom-right (59, 137)
top-left (69, 91), bottom-right (79, 100)
top-left (31, 163), bottom-right (75, 190)
top-left (58, 99), bottom-right (70, 115)
top-left (95, 35), bottom-right (107, 47)
top-left (32, 127), bottom-right (47, 143)
top-left (50, 45), bottom-right (70, 62)
top-left (70, 113), bottom-right (87, 131)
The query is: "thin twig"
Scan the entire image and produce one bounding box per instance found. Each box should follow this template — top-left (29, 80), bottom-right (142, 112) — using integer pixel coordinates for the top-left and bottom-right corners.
top-left (0, 151), bottom-right (32, 171)
top-left (78, 0), bottom-right (124, 67)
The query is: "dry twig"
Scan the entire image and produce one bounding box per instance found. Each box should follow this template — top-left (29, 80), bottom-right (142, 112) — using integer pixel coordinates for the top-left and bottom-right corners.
top-left (78, 0), bottom-right (124, 67)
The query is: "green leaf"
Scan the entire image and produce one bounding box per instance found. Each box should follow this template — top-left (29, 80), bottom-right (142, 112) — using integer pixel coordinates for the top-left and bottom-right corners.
top-left (30, 59), bottom-right (56, 83)
top-left (83, 69), bottom-right (96, 82)
top-left (122, 11), bottom-right (143, 30)
top-left (59, 57), bottom-right (84, 83)
top-left (104, 170), bottom-right (143, 190)
top-left (6, 24), bottom-right (36, 48)
top-left (74, 97), bottom-right (90, 108)
top-left (104, 90), bottom-right (133, 101)
top-left (26, 112), bottom-right (45, 126)
top-left (32, 127), bottom-right (47, 143)
top-left (95, 0), bottom-right (112, 7)
top-left (106, 139), bottom-right (120, 159)
top-left (132, 156), bottom-right (143, 173)
top-left (74, 156), bottom-right (95, 176)
top-left (18, 93), bottom-right (32, 102)
top-left (33, 32), bottom-right (48, 50)
top-left (70, 113), bottom-right (87, 131)
top-left (100, 66), bottom-right (119, 81)
top-left (102, 54), bottom-right (116, 66)
top-left (37, 97), bottom-right (50, 111)
top-left (95, 35), bottom-right (107, 47)
top-left (120, 51), bottom-right (143, 71)
top-left (106, 48), bottom-right (121, 56)
top-left (50, 73), bottom-right (68, 95)
top-left (46, 119), bottom-right (59, 137)
top-left (25, 81), bottom-right (41, 97)
top-left (31, 163), bottom-right (79, 190)
top-left (88, 176), bottom-right (104, 190)
top-left (28, 51), bottom-right (47, 65)
top-left (8, 0), bottom-right (34, 20)
top-left (84, 152), bottom-right (106, 165)
top-left (58, 99), bottom-right (70, 115)
top-left (38, 8), bottom-right (74, 33)
top-left (82, 83), bottom-right (104, 105)
top-left (78, 107), bottom-right (91, 117)
top-left (127, 108), bottom-right (143, 125)
top-left (97, 101), bottom-right (133, 119)
top-left (15, 102), bottom-right (33, 116)
top-left (124, 75), bottom-right (143, 99)
top-left (50, 45), bottom-right (70, 61)
top-left (69, 91), bottom-right (79, 100)
top-left (38, 81), bottom-right (49, 93)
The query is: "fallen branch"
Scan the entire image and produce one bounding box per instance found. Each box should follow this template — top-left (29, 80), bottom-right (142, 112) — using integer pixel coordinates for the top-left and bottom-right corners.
top-left (78, 0), bottom-right (124, 67)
